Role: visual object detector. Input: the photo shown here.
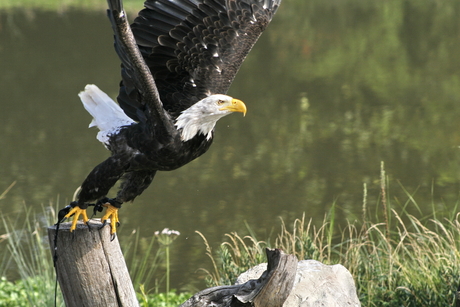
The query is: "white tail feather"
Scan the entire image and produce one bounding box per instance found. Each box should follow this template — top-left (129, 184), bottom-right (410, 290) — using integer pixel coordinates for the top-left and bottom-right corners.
top-left (79, 84), bottom-right (135, 145)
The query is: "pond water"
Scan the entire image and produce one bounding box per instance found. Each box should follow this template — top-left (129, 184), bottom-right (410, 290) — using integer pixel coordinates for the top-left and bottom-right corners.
top-left (1, 0), bottom-right (460, 292)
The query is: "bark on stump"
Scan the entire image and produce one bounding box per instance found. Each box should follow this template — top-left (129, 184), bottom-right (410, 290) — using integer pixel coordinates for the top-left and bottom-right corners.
top-left (48, 219), bottom-right (138, 307)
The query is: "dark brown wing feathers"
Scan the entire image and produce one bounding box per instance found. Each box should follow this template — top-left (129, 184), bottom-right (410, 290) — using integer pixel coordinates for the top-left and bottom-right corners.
top-left (114, 0), bottom-right (282, 121)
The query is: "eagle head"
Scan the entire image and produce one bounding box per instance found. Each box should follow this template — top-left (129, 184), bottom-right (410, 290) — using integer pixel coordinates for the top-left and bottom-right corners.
top-left (175, 94), bottom-right (247, 142)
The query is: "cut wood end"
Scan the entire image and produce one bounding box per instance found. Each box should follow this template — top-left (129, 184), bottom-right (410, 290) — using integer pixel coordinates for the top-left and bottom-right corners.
top-left (48, 219), bottom-right (107, 231)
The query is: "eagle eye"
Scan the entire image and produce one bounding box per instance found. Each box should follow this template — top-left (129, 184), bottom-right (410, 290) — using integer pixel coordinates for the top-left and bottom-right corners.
top-left (217, 100), bottom-right (225, 105)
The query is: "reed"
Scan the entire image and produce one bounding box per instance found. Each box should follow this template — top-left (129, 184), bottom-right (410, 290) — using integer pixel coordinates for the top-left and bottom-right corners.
top-left (199, 174), bottom-right (460, 306)
top-left (0, 203), bottom-right (64, 307)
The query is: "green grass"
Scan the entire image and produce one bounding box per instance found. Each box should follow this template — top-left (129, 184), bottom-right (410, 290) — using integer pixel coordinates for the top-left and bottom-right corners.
top-left (0, 204), bottom-right (63, 307)
top-left (0, 276), bottom-right (54, 307)
top-left (137, 288), bottom-right (192, 307)
top-left (123, 228), bottom-right (162, 293)
top-left (0, 277), bottom-right (190, 307)
top-left (200, 165), bottom-right (460, 306)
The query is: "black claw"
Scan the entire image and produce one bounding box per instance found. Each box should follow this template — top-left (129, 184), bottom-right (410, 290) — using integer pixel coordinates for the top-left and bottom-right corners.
top-left (86, 221), bottom-right (93, 232)
top-left (100, 219), bottom-right (108, 230)
top-left (110, 233), bottom-right (117, 242)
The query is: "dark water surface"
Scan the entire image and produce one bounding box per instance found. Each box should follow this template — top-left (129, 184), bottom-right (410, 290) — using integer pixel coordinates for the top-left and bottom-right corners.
top-left (1, 0), bottom-right (460, 291)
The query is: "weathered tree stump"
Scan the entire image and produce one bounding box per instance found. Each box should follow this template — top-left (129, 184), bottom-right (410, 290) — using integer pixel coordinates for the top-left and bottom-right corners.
top-left (48, 219), bottom-right (138, 307)
top-left (180, 248), bottom-right (298, 307)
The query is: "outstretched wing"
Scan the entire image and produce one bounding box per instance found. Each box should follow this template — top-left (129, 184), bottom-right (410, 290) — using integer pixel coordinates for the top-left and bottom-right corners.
top-left (114, 0), bottom-right (282, 121)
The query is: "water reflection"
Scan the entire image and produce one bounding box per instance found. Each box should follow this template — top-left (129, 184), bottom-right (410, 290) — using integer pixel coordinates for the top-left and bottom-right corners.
top-left (1, 0), bottom-right (460, 291)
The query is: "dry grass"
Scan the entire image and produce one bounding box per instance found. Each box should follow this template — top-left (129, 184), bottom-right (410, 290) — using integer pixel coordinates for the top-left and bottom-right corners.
top-left (199, 164), bottom-right (460, 306)
top-left (200, 211), bottom-right (460, 306)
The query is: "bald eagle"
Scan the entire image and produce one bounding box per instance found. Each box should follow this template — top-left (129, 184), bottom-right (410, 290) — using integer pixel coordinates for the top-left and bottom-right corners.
top-left (59, 0), bottom-right (282, 233)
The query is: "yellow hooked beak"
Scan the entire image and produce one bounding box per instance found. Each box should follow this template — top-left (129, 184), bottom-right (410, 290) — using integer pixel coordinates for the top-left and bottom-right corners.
top-left (220, 98), bottom-right (247, 116)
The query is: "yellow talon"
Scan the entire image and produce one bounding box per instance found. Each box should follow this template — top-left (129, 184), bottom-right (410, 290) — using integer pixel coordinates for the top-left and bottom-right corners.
top-left (101, 203), bottom-right (120, 234)
top-left (64, 206), bottom-right (89, 232)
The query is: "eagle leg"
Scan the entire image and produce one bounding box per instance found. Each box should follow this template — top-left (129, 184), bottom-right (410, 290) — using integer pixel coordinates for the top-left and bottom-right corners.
top-left (62, 202), bottom-right (90, 232)
top-left (99, 198), bottom-right (122, 236)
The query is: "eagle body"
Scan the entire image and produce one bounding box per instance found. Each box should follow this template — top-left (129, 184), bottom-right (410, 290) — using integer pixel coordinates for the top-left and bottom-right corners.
top-left (77, 84), bottom-right (216, 205)
top-left (62, 0), bottom-right (282, 230)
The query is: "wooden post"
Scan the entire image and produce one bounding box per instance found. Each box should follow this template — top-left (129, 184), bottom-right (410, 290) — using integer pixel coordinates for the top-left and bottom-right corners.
top-left (48, 220), bottom-right (139, 307)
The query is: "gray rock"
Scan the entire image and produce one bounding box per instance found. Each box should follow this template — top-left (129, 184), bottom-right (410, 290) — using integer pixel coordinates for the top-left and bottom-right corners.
top-left (236, 260), bottom-right (361, 307)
